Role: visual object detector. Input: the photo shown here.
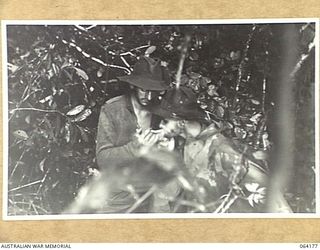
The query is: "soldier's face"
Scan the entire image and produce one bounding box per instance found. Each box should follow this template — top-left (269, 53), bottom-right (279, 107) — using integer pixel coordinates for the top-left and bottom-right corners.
top-left (135, 87), bottom-right (165, 106)
top-left (159, 118), bottom-right (183, 137)
top-left (136, 88), bottom-right (153, 106)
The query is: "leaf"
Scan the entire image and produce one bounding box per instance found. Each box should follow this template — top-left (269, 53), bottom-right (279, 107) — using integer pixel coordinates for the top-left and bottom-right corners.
top-left (25, 115), bottom-right (31, 124)
top-left (39, 95), bottom-right (53, 104)
top-left (52, 63), bottom-right (60, 75)
top-left (13, 130), bottom-right (29, 140)
top-left (247, 194), bottom-right (255, 207)
top-left (180, 74), bottom-right (189, 85)
top-left (70, 124), bottom-right (79, 145)
top-left (66, 105), bottom-right (86, 116)
top-left (63, 68), bottom-right (73, 80)
top-left (257, 187), bottom-right (267, 195)
top-left (234, 126), bottom-right (247, 139)
top-left (250, 113), bottom-right (262, 124)
top-left (39, 158), bottom-right (46, 172)
top-left (213, 58), bottom-right (224, 68)
top-left (74, 67), bottom-right (89, 80)
top-left (65, 123), bottom-right (71, 143)
top-left (189, 51), bottom-right (199, 61)
top-left (97, 67), bottom-right (104, 78)
top-left (188, 72), bottom-right (202, 79)
top-left (71, 109), bottom-right (92, 122)
top-left (78, 126), bottom-right (89, 142)
top-left (216, 106), bottom-right (225, 118)
top-left (229, 50), bottom-right (241, 61)
top-left (245, 182), bottom-right (260, 193)
top-left (176, 175), bottom-right (194, 191)
top-left (145, 46), bottom-right (156, 56)
top-left (7, 63), bottom-right (19, 73)
top-left (262, 133), bottom-right (271, 149)
top-left (251, 99), bottom-right (260, 105)
top-left (46, 54), bottom-right (52, 70)
top-left (252, 150), bottom-right (268, 160)
top-left (62, 150), bottom-right (73, 157)
top-left (199, 77), bottom-right (210, 88)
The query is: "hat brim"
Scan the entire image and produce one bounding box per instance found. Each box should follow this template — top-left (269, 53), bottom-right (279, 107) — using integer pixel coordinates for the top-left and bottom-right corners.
top-left (149, 105), bottom-right (206, 121)
top-left (118, 75), bottom-right (169, 91)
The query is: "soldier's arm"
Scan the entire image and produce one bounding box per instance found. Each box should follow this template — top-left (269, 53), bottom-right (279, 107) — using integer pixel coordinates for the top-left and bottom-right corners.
top-left (96, 107), bottom-right (140, 169)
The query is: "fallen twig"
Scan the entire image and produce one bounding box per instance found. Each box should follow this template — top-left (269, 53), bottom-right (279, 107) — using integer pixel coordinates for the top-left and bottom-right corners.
top-left (9, 179), bottom-right (42, 192)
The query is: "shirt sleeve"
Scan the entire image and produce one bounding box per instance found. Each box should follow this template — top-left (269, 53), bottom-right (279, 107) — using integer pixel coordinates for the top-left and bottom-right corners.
top-left (96, 106), bottom-right (140, 169)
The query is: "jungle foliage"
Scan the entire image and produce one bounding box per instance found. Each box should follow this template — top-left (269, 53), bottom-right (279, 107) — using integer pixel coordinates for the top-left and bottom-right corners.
top-left (6, 23), bottom-right (315, 214)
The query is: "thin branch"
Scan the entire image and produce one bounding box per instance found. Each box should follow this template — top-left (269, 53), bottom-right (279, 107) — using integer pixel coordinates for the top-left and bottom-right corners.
top-left (10, 201), bottom-right (49, 214)
top-left (119, 44), bottom-right (150, 55)
top-left (262, 77), bottom-right (267, 114)
top-left (219, 194), bottom-right (238, 213)
top-left (60, 38), bottom-right (131, 74)
top-left (125, 185), bottom-right (157, 213)
top-left (31, 203), bottom-right (39, 215)
top-left (120, 56), bottom-right (133, 71)
top-left (174, 199), bottom-right (206, 212)
top-left (91, 57), bottom-right (131, 74)
top-left (213, 189), bottom-right (238, 213)
top-left (9, 107), bottom-right (67, 118)
top-left (86, 25), bottom-right (97, 30)
top-left (9, 179), bottom-right (42, 192)
top-left (9, 149), bottom-right (28, 181)
top-left (37, 168), bottom-right (50, 194)
top-left (118, 51), bottom-right (135, 57)
top-left (74, 25), bottom-right (89, 32)
top-left (234, 25), bottom-right (257, 103)
top-left (290, 38), bottom-right (315, 78)
top-left (130, 44), bottom-right (150, 52)
top-left (175, 35), bottom-right (191, 89)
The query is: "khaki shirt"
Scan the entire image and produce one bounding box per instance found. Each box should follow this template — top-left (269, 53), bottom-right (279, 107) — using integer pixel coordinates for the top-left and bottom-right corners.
top-left (96, 95), bottom-right (140, 169)
top-left (183, 124), bottom-right (292, 213)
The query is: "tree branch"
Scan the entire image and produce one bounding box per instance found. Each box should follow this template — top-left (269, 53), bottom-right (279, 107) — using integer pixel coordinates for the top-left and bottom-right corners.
top-left (175, 34), bottom-right (191, 89)
top-left (10, 107), bottom-right (68, 118)
top-left (60, 38), bottom-right (131, 74)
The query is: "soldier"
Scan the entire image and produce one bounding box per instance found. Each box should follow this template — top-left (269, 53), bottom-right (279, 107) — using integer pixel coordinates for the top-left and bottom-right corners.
top-left (95, 56), bottom-right (170, 213)
top-left (150, 86), bottom-right (292, 213)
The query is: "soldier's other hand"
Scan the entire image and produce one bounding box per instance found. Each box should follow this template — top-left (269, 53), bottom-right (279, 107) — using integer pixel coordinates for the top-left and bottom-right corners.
top-left (137, 129), bottom-right (160, 147)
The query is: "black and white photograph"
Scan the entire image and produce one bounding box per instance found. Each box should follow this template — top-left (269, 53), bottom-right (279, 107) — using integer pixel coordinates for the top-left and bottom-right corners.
top-left (2, 20), bottom-right (319, 219)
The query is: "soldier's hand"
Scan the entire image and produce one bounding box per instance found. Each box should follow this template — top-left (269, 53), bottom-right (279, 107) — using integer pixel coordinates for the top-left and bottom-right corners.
top-left (137, 129), bottom-right (160, 147)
